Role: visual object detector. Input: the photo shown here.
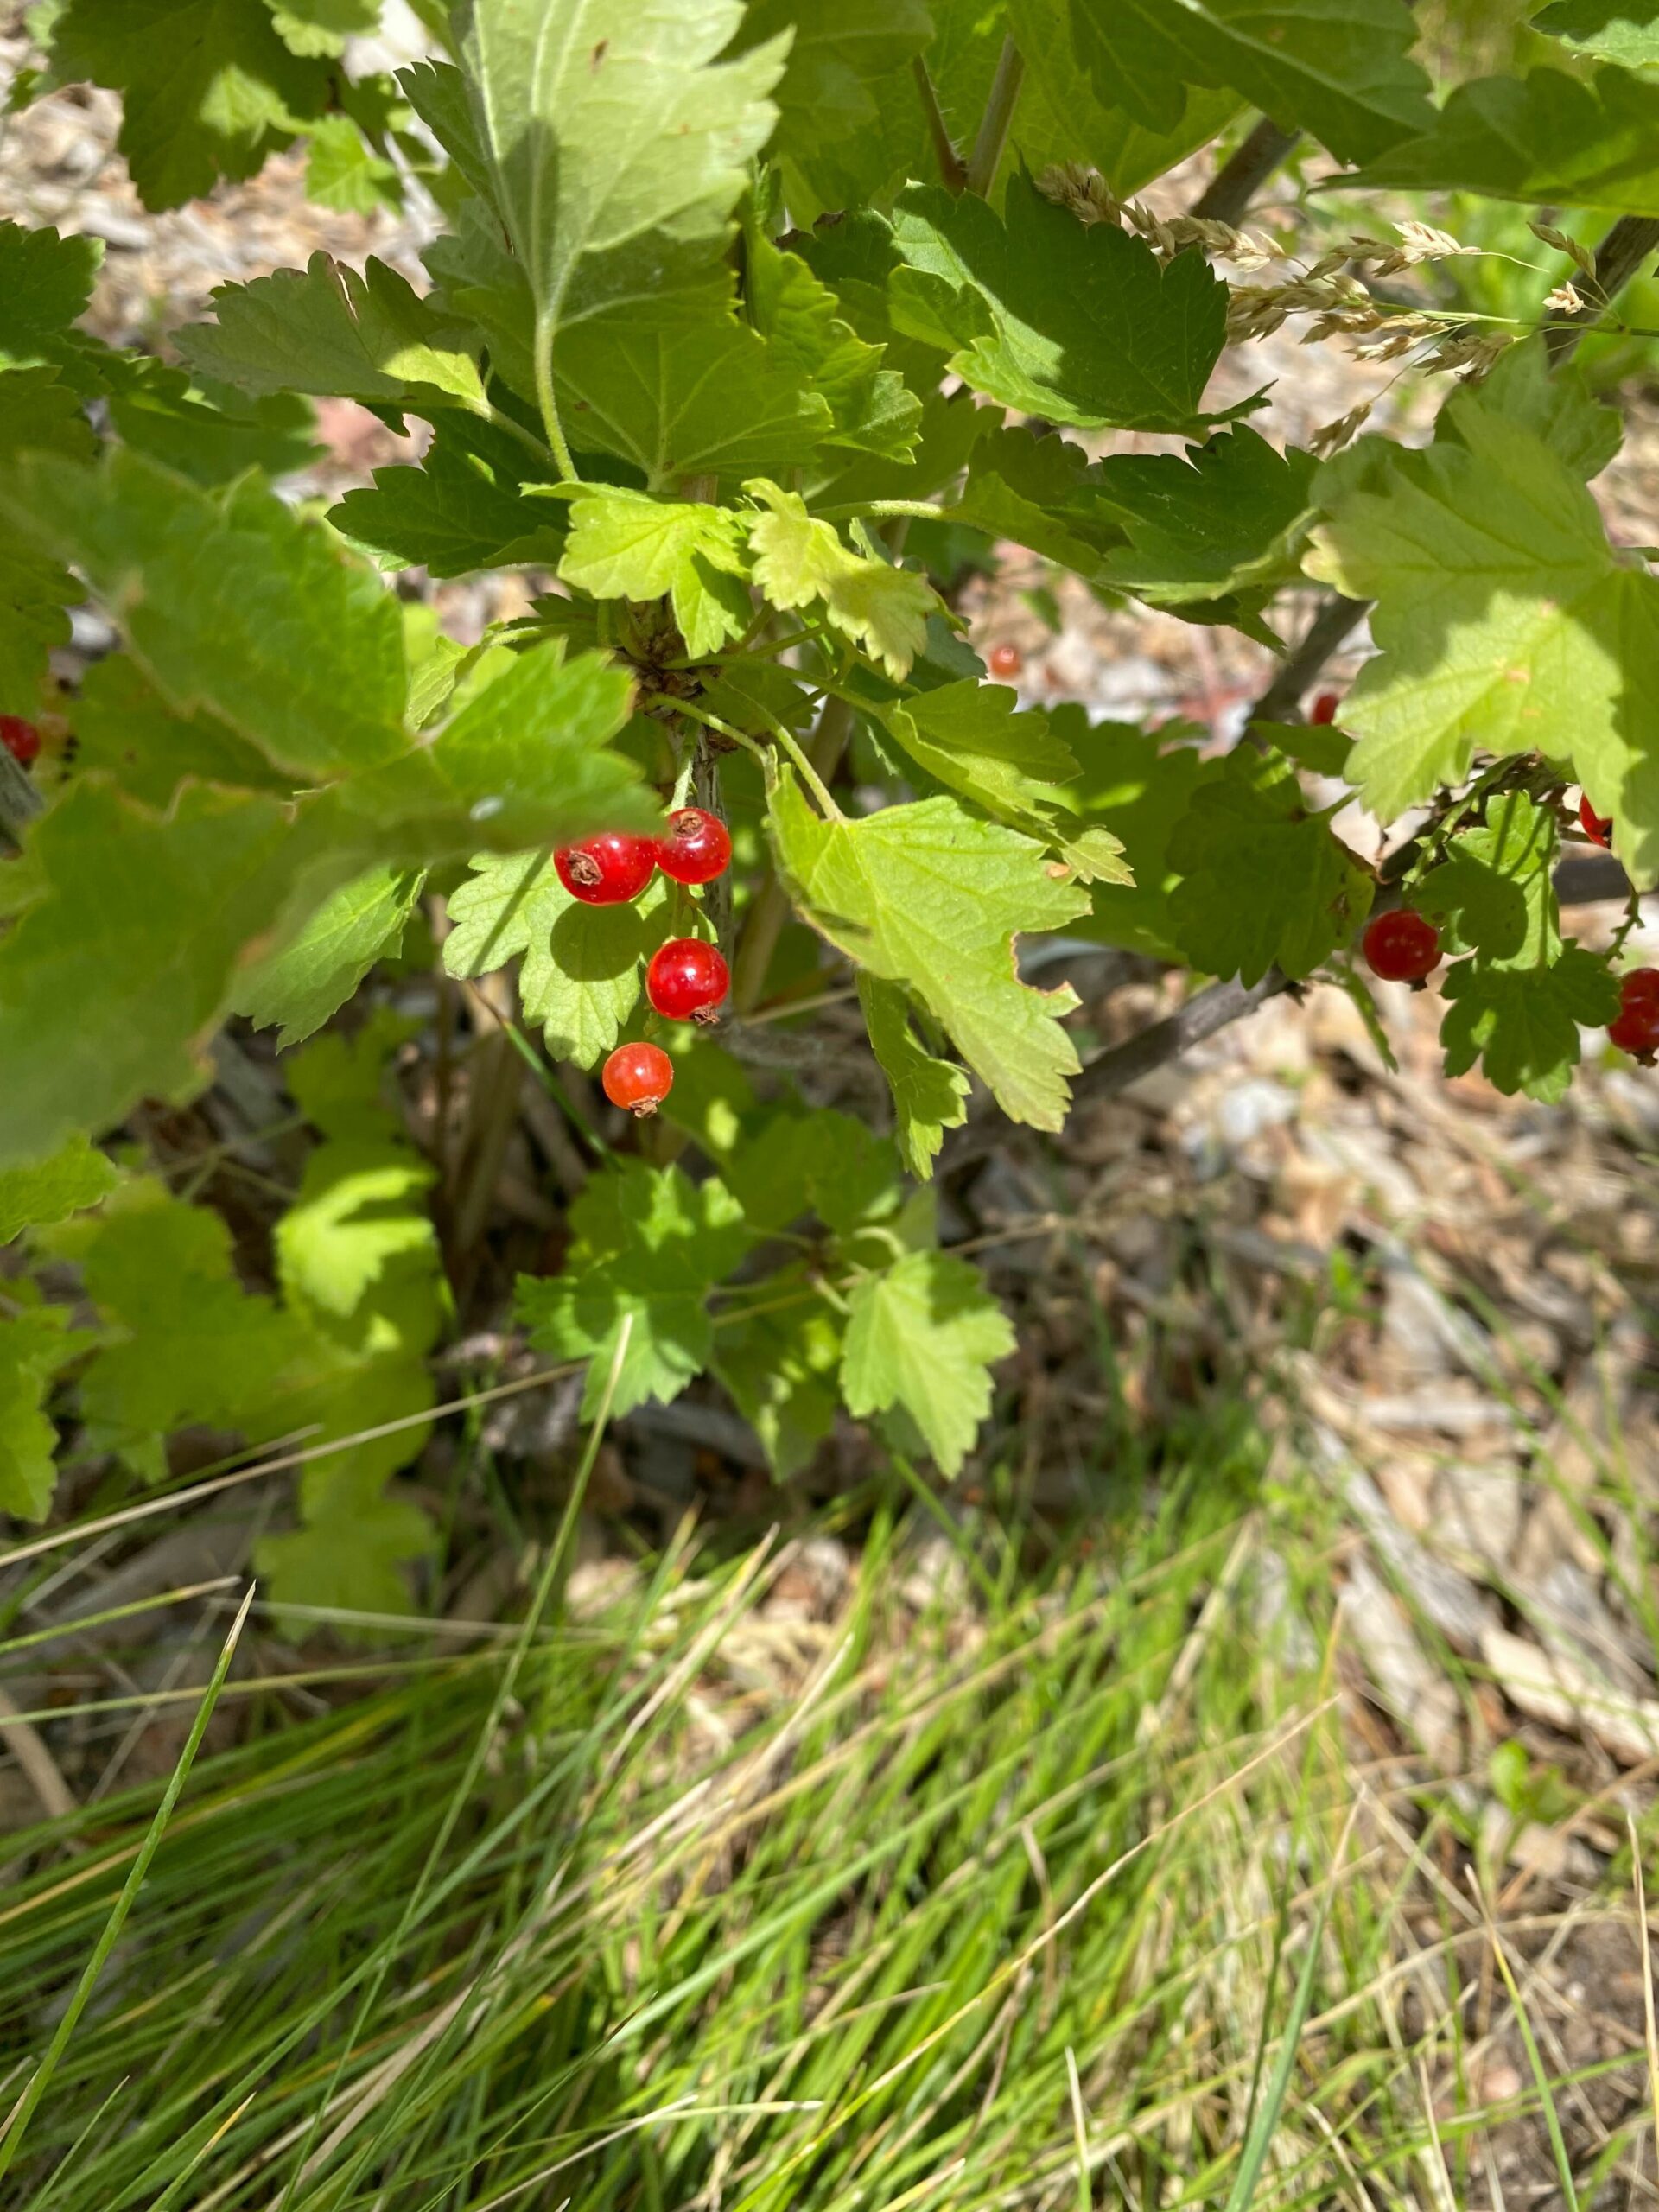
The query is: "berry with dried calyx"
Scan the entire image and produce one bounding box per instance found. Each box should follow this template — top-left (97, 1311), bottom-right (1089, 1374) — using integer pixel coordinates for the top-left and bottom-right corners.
top-left (554, 833), bottom-right (657, 905)
top-left (646, 937), bottom-right (729, 1023)
top-left (988, 642), bottom-right (1023, 680)
top-left (1309, 691), bottom-right (1340, 727)
top-left (0, 715), bottom-right (41, 766)
top-left (601, 1040), bottom-right (674, 1116)
top-left (656, 807), bottom-right (732, 886)
top-left (1362, 908), bottom-right (1440, 984)
top-left (1579, 792), bottom-right (1613, 849)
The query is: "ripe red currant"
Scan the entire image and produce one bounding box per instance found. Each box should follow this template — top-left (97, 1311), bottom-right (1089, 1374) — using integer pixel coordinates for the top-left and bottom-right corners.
top-left (554, 833), bottom-right (657, 906)
top-left (1362, 908), bottom-right (1441, 984)
top-left (0, 715), bottom-right (41, 766)
top-left (988, 642), bottom-right (1023, 680)
top-left (1309, 691), bottom-right (1340, 727)
top-left (1611, 969), bottom-right (1659, 1058)
top-left (601, 1040), bottom-right (675, 1116)
top-left (1621, 966), bottom-right (1659, 1003)
top-left (656, 807), bottom-right (732, 887)
top-left (646, 937), bottom-right (729, 1024)
top-left (1579, 792), bottom-right (1613, 849)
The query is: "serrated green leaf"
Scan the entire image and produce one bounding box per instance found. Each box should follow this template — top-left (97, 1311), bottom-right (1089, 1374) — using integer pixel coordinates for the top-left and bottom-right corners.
top-left (6, 448), bottom-right (410, 778)
top-left (1355, 63), bottom-right (1659, 211)
top-left (305, 114), bottom-right (402, 213)
top-left (1449, 340), bottom-right (1622, 483)
top-left (1534, 0), bottom-right (1659, 69)
top-left (771, 772), bottom-right (1090, 1128)
top-left (105, 359), bottom-right (322, 486)
top-left (442, 849), bottom-right (671, 1065)
top-left (841, 1249), bottom-right (1014, 1476)
top-left (559, 488), bottom-right (752, 658)
top-left (0, 368), bottom-right (98, 465)
top-left (746, 230), bottom-right (922, 461)
top-left (888, 171), bottom-right (1230, 435)
top-left (1416, 791), bottom-right (1559, 966)
top-left (257, 1491), bottom-right (435, 1618)
top-left (517, 1160), bottom-right (750, 1416)
top-left (556, 308), bottom-right (835, 489)
top-left (237, 864), bottom-right (424, 1048)
top-left (0, 1306), bottom-right (78, 1520)
top-left (858, 974), bottom-right (969, 1180)
top-left (1058, 716), bottom-right (1227, 959)
top-left (1085, 429), bottom-right (1320, 608)
top-left (267, 0), bottom-right (378, 59)
top-left (950, 423), bottom-right (1122, 582)
top-left (459, 0), bottom-right (786, 449)
top-left (0, 1134), bottom-right (118, 1247)
top-left (746, 480), bottom-right (938, 677)
top-left (879, 679), bottom-right (1130, 882)
top-left (0, 220), bottom-right (101, 368)
top-left (1306, 359), bottom-right (1659, 879)
top-left (1166, 753), bottom-right (1374, 984)
top-left (50, 0), bottom-right (328, 208)
top-left (1009, 0), bottom-right (1243, 192)
top-left (0, 541), bottom-right (78, 716)
top-left (332, 414), bottom-right (566, 577)
top-left (713, 1292), bottom-right (842, 1479)
top-left (733, 0), bottom-right (931, 162)
top-left (69, 656), bottom-right (295, 807)
top-left (1440, 943), bottom-right (1619, 1099)
top-left (178, 252), bottom-right (486, 415)
top-left (1067, 0), bottom-right (1433, 165)
top-left (276, 1143), bottom-right (439, 1323)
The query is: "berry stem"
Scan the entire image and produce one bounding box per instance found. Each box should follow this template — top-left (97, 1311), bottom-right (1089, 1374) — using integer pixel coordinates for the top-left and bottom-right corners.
top-left (532, 309), bottom-right (579, 484)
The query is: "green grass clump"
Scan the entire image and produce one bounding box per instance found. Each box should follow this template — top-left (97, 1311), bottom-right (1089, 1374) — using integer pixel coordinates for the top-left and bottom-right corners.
top-left (0, 1431), bottom-right (1650, 2210)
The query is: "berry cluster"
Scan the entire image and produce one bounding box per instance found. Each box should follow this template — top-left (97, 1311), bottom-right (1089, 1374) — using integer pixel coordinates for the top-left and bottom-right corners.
top-left (565, 810), bottom-right (734, 1117)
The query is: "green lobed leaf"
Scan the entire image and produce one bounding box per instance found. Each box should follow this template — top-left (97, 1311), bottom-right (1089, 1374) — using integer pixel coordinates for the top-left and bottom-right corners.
top-left (0, 1134), bottom-right (118, 1247)
top-left (1306, 354), bottom-right (1659, 881)
top-left (458, 0), bottom-right (787, 437)
top-left (770, 771), bottom-right (1090, 1129)
top-left (5, 448), bottom-right (410, 779)
top-left (68, 655), bottom-right (295, 808)
top-left (0, 542), bottom-right (79, 717)
top-left (840, 1249), bottom-right (1014, 1476)
top-left (878, 679), bottom-right (1131, 883)
top-left (1354, 63), bottom-right (1659, 212)
top-left (559, 487), bottom-right (753, 658)
top-left (746, 480), bottom-right (938, 678)
top-left (332, 414), bottom-right (567, 578)
top-left (517, 1160), bottom-right (750, 1417)
top-left (268, 0), bottom-right (379, 61)
top-left (1533, 0), bottom-right (1659, 68)
top-left (1440, 944), bottom-right (1620, 1100)
top-left (1057, 716), bottom-right (1227, 961)
top-left (0, 221), bottom-right (101, 369)
top-left (236, 864), bottom-right (425, 1048)
top-left (176, 252), bottom-right (487, 415)
top-left (0, 1306), bottom-right (79, 1521)
top-left (858, 975), bottom-right (970, 1180)
top-left (49, 0), bottom-right (329, 208)
top-left (304, 114), bottom-right (403, 214)
top-left (442, 849), bottom-right (673, 1065)
top-left (712, 1293), bottom-right (842, 1479)
top-left (1085, 429), bottom-right (1321, 611)
top-left (730, 0), bottom-right (931, 164)
top-left (1065, 0), bottom-right (1434, 166)
top-left (745, 229), bottom-right (923, 462)
top-left (888, 172), bottom-right (1230, 435)
top-left (1415, 792), bottom-right (1560, 967)
top-left (1166, 753), bottom-right (1374, 985)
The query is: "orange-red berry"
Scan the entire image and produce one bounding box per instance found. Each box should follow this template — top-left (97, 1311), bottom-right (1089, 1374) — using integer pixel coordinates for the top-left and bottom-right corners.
top-left (1362, 908), bottom-right (1441, 984)
top-left (656, 807), bottom-right (731, 886)
top-left (1579, 792), bottom-right (1613, 849)
top-left (0, 715), bottom-right (41, 766)
top-left (601, 1040), bottom-right (674, 1116)
top-left (988, 642), bottom-right (1023, 680)
top-left (554, 833), bottom-right (657, 905)
top-left (1309, 691), bottom-right (1340, 727)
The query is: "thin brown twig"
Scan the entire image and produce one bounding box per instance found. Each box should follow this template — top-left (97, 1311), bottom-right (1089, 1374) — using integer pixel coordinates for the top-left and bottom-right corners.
top-left (1192, 117), bottom-right (1300, 226)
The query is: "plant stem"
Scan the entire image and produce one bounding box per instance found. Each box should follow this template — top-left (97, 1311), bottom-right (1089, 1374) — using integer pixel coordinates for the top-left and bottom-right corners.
top-left (912, 56), bottom-right (967, 191)
top-left (731, 694), bottom-right (856, 1013)
top-left (964, 36), bottom-right (1024, 198)
top-left (531, 312), bottom-right (579, 482)
top-left (1191, 118), bottom-right (1300, 226)
top-left (1546, 213), bottom-right (1659, 361)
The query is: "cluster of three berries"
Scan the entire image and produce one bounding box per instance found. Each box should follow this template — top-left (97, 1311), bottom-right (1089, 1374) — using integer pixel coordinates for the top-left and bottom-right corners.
top-left (563, 810), bottom-right (732, 1118)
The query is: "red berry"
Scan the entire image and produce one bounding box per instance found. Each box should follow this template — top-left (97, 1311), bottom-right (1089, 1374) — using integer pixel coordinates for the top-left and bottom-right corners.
top-left (645, 937), bottom-right (729, 1024)
top-left (0, 715), bottom-right (41, 766)
top-left (656, 807), bottom-right (732, 887)
top-left (1362, 908), bottom-right (1441, 984)
top-left (1309, 691), bottom-right (1340, 727)
top-left (1622, 966), bottom-right (1659, 1003)
top-left (1610, 970), bottom-right (1659, 1059)
top-left (601, 1040), bottom-right (675, 1116)
top-left (1579, 792), bottom-right (1613, 849)
top-left (988, 642), bottom-right (1023, 680)
top-left (554, 833), bottom-right (657, 906)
